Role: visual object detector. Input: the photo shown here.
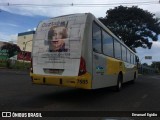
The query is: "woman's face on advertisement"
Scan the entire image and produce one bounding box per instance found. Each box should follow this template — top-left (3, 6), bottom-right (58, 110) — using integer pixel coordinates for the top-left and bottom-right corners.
top-left (49, 26), bottom-right (67, 51)
top-left (52, 27), bottom-right (65, 41)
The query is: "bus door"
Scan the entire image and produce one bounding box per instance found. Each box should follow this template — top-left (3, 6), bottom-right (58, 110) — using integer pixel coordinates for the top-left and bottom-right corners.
top-left (92, 22), bottom-right (108, 89)
top-left (92, 22), bottom-right (117, 89)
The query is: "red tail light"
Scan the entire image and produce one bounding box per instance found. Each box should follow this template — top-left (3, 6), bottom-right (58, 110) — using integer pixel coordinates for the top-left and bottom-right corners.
top-left (78, 57), bottom-right (86, 76)
top-left (30, 58), bottom-right (33, 73)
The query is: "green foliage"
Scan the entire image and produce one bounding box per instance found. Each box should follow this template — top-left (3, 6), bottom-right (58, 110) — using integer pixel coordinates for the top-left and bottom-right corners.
top-left (0, 60), bottom-right (30, 70)
top-left (99, 6), bottom-right (160, 51)
top-left (151, 62), bottom-right (160, 72)
top-left (0, 49), bottom-right (9, 60)
top-left (10, 61), bottom-right (30, 70)
top-left (0, 60), bottom-right (7, 67)
top-left (142, 63), bottom-right (148, 66)
top-left (0, 43), bottom-right (21, 58)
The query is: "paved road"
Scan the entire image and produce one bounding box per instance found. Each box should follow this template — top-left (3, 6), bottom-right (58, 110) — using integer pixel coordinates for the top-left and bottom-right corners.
top-left (0, 69), bottom-right (160, 119)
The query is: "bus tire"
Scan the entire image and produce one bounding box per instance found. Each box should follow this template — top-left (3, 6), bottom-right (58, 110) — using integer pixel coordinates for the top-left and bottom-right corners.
top-left (116, 73), bottom-right (123, 91)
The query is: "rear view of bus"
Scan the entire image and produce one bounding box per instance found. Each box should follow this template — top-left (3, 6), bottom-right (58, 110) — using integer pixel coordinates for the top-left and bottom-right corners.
top-left (30, 13), bottom-right (92, 89)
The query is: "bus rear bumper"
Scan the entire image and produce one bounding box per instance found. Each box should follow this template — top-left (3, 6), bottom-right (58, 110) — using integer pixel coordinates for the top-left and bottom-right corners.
top-left (30, 73), bottom-right (92, 89)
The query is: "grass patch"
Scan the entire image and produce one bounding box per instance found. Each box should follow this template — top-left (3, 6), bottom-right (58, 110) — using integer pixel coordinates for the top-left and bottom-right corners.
top-left (0, 60), bottom-right (30, 70)
top-left (0, 60), bottom-right (7, 67)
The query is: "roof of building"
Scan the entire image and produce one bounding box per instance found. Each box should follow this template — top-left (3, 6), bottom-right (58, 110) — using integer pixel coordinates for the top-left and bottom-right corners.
top-left (18, 30), bottom-right (35, 36)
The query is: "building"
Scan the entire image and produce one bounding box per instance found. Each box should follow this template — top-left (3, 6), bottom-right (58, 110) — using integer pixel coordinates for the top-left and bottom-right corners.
top-left (17, 30), bottom-right (35, 52)
top-left (17, 31), bottom-right (35, 61)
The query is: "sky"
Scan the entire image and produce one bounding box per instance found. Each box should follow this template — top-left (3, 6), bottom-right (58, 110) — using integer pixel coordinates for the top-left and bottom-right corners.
top-left (0, 0), bottom-right (160, 64)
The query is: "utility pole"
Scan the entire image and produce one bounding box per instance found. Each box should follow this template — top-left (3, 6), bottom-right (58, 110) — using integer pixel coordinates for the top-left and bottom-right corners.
top-left (140, 56), bottom-right (152, 74)
top-left (23, 40), bottom-right (32, 64)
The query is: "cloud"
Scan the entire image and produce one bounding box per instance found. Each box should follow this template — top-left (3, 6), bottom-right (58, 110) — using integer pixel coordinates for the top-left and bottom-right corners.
top-left (0, 22), bottom-right (19, 27)
top-left (0, 32), bottom-right (9, 41)
top-left (0, 0), bottom-right (160, 18)
top-left (0, 0), bottom-right (107, 17)
top-left (155, 12), bottom-right (160, 18)
top-left (33, 27), bottom-right (37, 31)
top-left (136, 40), bottom-right (160, 64)
top-left (0, 0), bottom-right (160, 63)
top-left (10, 34), bottom-right (18, 43)
top-left (7, 23), bottom-right (19, 27)
top-left (0, 32), bottom-right (17, 43)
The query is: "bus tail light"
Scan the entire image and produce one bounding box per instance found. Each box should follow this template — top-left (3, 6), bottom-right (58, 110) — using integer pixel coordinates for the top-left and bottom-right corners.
top-left (78, 57), bottom-right (86, 76)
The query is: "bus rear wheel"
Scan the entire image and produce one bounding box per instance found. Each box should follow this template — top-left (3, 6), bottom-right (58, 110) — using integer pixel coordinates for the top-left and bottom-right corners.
top-left (116, 74), bottom-right (123, 91)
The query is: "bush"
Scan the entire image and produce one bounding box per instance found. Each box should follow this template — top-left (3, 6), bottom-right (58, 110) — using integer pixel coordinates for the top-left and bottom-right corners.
top-left (0, 60), bottom-right (31, 70)
top-left (0, 60), bottom-right (7, 68)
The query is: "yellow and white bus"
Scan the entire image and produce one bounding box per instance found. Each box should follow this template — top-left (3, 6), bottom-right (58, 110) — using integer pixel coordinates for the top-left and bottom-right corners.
top-left (30, 13), bottom-right (139, 90)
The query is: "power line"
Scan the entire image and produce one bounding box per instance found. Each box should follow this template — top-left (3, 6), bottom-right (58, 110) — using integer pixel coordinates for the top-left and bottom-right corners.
top-left (0, 1), bottom-right (159, 7)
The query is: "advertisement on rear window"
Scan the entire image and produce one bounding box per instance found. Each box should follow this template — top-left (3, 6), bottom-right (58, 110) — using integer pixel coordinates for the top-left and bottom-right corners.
top-left (33, 15), bottom-right (86, 75)
top-left (47, 22), bottom-right (69, 52)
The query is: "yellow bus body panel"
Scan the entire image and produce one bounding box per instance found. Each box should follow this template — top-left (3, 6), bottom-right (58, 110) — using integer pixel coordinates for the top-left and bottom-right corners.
top-left (107, 57), bottom-right (125, 75)
top-left (30, 72), bottom-right (92, 89)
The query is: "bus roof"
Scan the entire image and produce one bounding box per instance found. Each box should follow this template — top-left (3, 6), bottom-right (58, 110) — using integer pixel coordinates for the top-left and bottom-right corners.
top-left (37, 13), bottom-right (137, 56)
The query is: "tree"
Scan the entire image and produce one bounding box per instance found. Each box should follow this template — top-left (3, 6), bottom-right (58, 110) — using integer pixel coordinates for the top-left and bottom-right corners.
top-left (99, 6), bottom-right (160, 51)
top-left (142, 63), bottom-right (148, 66)
top-left (151, 62), bottom-right (160, 72)
top-left (0, 43), bottom-right (21, 58)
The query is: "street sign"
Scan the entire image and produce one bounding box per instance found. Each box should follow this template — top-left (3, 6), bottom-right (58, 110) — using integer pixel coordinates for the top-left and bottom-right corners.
top-left (145, 56), bottom-right (152, 59)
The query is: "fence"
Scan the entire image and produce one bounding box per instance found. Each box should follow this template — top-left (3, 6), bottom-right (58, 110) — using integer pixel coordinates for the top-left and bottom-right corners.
top-left (138, 65), bottom-right (158, 74)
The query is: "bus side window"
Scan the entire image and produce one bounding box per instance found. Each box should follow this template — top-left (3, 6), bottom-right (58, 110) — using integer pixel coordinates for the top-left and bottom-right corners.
top-left (131, 53), bottom-right (134, 64)
top-left (133, 55), bottom-right (135, 64)
top-left (122, 45), bottom-right (127, 62)
top-left (92, 22), bottom-right (102, 53)
top-left (127, 50), bottom-right (131, 63)
top-left (102, 30), bottom-right (114, 57)
top-left (114, 39), bottom-right (121, 60)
